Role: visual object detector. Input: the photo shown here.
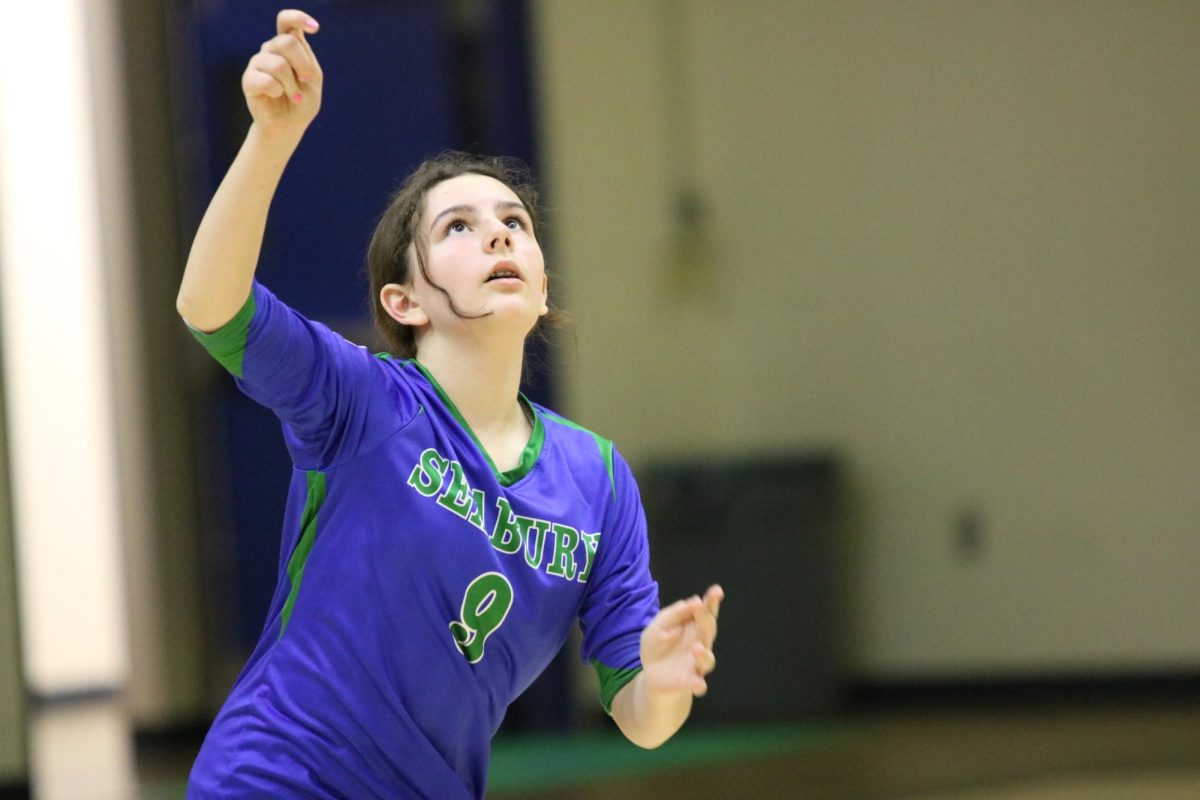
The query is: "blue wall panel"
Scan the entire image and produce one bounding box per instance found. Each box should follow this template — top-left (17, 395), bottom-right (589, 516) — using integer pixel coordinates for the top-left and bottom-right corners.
top-left (179, 0), bottom-right (566, 728)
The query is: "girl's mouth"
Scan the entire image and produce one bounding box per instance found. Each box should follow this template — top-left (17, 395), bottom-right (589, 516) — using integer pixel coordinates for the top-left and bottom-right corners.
top-left (486, 261), bottom-right (522, 282)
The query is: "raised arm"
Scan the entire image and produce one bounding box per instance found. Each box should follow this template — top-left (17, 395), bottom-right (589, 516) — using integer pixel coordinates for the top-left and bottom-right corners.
top-left (176, 9), bottom-right (323, 332)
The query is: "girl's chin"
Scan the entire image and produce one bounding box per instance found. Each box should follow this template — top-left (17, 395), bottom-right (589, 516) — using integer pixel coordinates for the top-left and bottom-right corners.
top-left (434, 303), bottom-right (542, 336)
top-left (482, 297), bottom-right (544, 321)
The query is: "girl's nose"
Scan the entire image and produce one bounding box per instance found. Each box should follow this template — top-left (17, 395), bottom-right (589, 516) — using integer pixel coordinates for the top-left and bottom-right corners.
top-left (486, 222), bottom-right (514, 252)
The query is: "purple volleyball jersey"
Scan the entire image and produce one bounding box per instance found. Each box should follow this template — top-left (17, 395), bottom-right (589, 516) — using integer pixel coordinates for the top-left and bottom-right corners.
top-left (185, 282), bottom-right (658, 799)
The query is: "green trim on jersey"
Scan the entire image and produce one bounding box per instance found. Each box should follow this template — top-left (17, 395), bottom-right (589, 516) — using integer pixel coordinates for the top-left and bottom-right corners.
top-left (279, 470), bottom-right (327, 638)
top-left (541, 411), bottom-right (616, 501)
top-left (408, 360), bottom-right (544, 487)
top-left (186, 289), bottom-right (257, 379)
top-left (592, 661), bottom-right (642, 715)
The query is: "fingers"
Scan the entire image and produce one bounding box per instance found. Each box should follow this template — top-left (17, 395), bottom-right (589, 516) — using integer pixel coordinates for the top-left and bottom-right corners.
top-left (688, 639), bottom-right (716, 697)
top-left (687, 586), bottom-right (724, 648)
top-left (269, 31), bottom-right (319, 82)
top-left (276, 9), bottom-right (320, 76)
top-left (652, 597), bottom-right (697, 629)
top-left (244, 34), bottom-right (320, 104)
top-left (686, 599), bottom-right (714, 648)
top-left (641, 614), bottom-right (719, 698)
top-left (276, 9), bottom-right (319, 37)
top-left (243, 10), bottom-right (321, 103)
top-left (244, 51), bottom-right (293, 101)
top-left (274, 9), bottom-right (321, 76)
top-left (703, 584), bottom-right (724, 620)
top-left (690, 642), bottom-right (714, 696)
top-left (655, 587), bottom-right (723, 650)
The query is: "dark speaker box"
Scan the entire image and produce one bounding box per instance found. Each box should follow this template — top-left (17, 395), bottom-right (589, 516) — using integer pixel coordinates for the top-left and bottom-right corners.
top-left (640, 454), bottom-right (845, 723)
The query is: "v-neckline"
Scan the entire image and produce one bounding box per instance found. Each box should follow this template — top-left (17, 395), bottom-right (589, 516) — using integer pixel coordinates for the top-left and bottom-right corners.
top-left (411, 360), bottom-right (544, 486)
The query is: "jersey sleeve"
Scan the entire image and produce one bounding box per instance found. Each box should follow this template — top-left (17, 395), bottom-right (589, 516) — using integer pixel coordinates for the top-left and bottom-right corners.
top-left (185, 281), bottom-right (418, 470)
top-left (578, 446), bottom-right (660, 714)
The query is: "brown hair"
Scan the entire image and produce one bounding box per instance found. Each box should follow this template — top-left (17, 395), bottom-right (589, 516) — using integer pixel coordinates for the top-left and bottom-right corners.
top-left (366, 151), bottom-right (564, 359)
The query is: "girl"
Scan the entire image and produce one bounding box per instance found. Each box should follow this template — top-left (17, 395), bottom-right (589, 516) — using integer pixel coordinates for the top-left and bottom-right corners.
top-left (177, 9), bottom-right (723, 798)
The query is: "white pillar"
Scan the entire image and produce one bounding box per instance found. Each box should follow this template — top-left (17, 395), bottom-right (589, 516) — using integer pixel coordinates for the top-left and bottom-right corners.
top-left (0, 1), bottom-right (137, 797)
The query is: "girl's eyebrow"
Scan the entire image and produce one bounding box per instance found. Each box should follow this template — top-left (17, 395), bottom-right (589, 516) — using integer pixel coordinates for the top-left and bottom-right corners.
top-left (429, 200), bottom-right (527, 232)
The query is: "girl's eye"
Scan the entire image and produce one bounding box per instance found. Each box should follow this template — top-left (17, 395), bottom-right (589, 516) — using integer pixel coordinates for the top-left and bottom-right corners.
top-left (447, 220), bottom-right (468, 234)
top-left (505, 216), bottom-right (526, 231)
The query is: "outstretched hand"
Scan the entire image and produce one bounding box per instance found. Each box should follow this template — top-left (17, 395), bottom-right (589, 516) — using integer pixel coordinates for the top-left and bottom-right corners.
top-left (640, 584), bottom-right (724, 697)
top-left (242, 9), bottom-right (324, 138)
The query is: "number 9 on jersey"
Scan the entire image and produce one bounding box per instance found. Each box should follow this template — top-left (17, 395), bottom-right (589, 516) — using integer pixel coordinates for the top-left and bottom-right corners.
top-left (449, 572), bottom-right (514, 664)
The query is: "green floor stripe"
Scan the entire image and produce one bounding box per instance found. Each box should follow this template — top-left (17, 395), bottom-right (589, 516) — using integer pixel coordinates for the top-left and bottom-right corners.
top-left (488, 723), bottom-right (854, 793)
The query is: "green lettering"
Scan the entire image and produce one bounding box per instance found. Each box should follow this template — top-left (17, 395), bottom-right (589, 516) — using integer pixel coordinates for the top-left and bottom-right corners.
top-left (467, 489), bottom-right (486, 532)
top-left (523, 519), bottom-right (551, 570)
top-left (489, 498), bottom-right (524, 555)
top-left (406, 448), bottom-right (447, 497)
top-left (547, 523), bottom-right (580, 580)
top-left (436, 460), bottom-right (473, 519)
top-left (577, 531), bottom-right (600, 583)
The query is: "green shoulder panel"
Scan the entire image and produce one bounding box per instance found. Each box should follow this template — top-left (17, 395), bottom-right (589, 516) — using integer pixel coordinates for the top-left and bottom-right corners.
top-left (187, 289), bottom-right (256, 379)
top-left (591, 661), bottom-right (642, 715)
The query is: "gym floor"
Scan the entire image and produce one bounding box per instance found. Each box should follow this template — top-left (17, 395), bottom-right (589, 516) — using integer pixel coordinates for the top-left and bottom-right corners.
top-left (134, 695), bottom-right (1200, 799)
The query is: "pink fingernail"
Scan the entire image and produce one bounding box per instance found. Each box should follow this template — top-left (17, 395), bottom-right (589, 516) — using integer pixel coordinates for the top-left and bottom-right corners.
top-left (292, 92), bottom-right (303, 103)
top-left (305, 19), bottom-right (319, 31)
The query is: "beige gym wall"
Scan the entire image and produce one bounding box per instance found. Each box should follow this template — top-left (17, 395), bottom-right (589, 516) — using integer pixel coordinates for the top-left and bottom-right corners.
top-left (533, 0), bottom-right (1199, 676)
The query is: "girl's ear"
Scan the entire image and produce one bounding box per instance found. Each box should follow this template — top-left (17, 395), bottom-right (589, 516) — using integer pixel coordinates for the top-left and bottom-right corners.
top-left (380, 283), bottom-right (429, 327)
top-left (539, 273), bottom-right (549, 316)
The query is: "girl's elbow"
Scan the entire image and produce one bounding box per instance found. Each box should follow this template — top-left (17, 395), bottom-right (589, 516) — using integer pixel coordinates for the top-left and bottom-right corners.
top-left (628, 730), bottom-right (670, 750)
top-left (614, 715), bottom-right (672, 750)
top-left (175, 291), bottom-right (235, 334)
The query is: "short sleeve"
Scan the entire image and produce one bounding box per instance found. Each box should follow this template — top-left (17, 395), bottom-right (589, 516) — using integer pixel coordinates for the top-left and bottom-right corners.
top-left (578, 447), bottom-right (660, 714)
top-left (186, 281), bottom-right (418, 470)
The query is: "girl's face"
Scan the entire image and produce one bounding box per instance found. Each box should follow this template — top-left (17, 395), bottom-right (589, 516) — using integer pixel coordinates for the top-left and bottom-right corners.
top-left (413, 173), bottom-right (548, 335)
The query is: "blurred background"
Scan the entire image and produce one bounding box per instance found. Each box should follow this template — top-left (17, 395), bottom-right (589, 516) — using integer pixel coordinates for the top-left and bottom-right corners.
top-left (0, 0), bottom-right (1197, 798)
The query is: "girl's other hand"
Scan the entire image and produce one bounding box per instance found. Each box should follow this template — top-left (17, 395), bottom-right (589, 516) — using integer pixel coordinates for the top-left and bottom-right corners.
top-left (241, 9), bottom-right (322, 140)
top-left (639, 584), bottom-right (723, 698)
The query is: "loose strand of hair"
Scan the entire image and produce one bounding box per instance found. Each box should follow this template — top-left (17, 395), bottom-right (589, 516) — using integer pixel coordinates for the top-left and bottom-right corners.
top-left (412, 230), bottom-right (492, 322)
